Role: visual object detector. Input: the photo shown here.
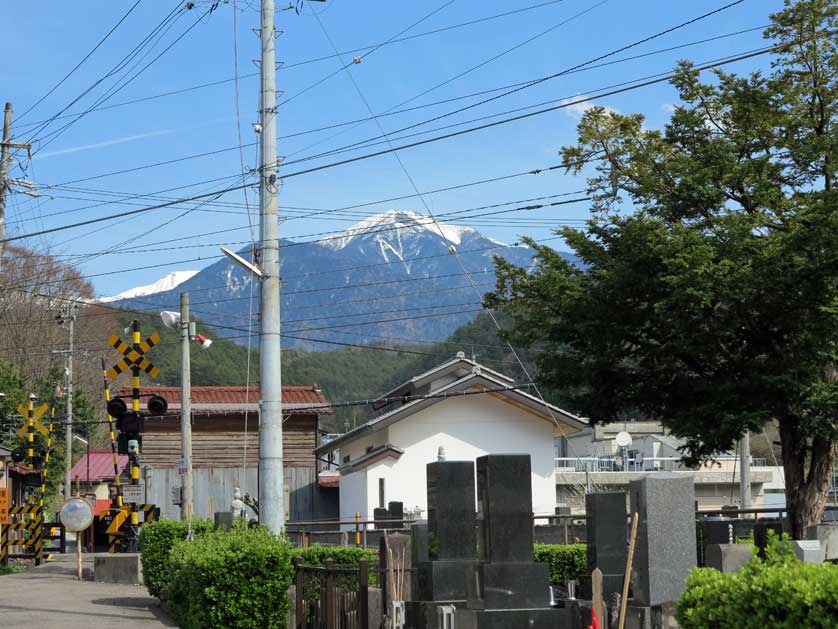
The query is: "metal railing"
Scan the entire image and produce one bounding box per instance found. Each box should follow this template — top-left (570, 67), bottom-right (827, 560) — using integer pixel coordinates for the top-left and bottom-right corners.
top-left (555, 456), bottom-right (767, 472)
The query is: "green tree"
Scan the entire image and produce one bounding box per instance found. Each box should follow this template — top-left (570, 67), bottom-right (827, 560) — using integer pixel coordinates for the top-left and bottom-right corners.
top-left (486, 0), bottom-right (838, 537)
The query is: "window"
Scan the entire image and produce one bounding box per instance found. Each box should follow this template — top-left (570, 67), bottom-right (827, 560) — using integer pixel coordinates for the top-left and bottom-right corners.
top-left (378, 478), bottom-right (385, 509)
top-left (343, 454), bottom-right (350, 464)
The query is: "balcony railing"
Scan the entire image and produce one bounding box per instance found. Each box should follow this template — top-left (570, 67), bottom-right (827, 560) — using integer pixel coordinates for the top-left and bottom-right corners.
top-left (555, 456), bottom-right (767, 473)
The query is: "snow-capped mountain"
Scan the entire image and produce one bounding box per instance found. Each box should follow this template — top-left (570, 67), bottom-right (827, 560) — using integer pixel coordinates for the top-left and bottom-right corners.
top-left (99, 270), bottom-right (198, 303)
top-left (108, 213), bottom-right (576, 348)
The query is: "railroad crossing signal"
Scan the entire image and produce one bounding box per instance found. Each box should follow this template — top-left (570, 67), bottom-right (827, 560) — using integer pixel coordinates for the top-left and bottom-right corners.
top-left (16, 403), bottom-right (48, 438)
top-left (106, 332), bottom-right (161, 379)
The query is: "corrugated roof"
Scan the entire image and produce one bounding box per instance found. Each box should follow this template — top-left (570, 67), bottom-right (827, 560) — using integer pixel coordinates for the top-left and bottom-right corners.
top-left (117, 385), bottom-right (332, 414)
top-left (71, 449), bottom-right (128, 483)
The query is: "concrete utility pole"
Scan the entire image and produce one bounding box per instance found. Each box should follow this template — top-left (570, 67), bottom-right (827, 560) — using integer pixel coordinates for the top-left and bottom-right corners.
top-left (739, 432), bottom-right (751, 509)
top-left (179, 292), bottom-right (194, 521)
top-left (258, 0), bottom-right (285, 533)
top-left (0, 102), bottom-right (13, 264)
top-left (63, 306), bottom-right (76, 499)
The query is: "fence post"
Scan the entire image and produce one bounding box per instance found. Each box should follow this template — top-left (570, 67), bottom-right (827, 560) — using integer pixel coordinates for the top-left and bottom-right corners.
top-left (294, 556), bottom-right (305, 629)
top-left (324, 559), bottom-right (336, 629)
top-left (359, 558), bottom-right (369, 629)
top-left (355, 512), bottom-right (361, 546)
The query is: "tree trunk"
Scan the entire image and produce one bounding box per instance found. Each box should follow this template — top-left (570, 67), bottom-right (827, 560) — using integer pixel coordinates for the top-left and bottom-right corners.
top-left (779, 417), bottom-right (835, 539)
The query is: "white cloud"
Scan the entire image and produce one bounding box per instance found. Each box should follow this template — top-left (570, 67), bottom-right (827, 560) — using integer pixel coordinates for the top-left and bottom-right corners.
top-left (37, 129), bottom-right (174, 159)
top-left (662, 103), bottom-right (677, 113)
top-left (560, 96), bottom-right (618, 119)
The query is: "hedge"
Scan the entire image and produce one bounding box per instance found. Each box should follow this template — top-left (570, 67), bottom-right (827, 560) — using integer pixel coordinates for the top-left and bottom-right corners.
top-left (167, 526), bottom-right (295, 629)
top-left (139, 519), bottom-right (214, 597)
top-left (533, 543), bottom-right (588, 585)
top-left (676, 534), bottom-right (838, 628)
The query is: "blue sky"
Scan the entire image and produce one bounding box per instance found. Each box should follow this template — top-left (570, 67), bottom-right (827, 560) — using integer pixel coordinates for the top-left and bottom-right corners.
top-left (1, 0), bottom-right (785, 296)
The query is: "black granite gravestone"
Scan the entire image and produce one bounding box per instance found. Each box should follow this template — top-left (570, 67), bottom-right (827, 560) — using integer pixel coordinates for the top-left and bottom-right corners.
top-left (586, 491), bottom-right (627, 599)
top-left (456, 454), bottom-right (576, 628)
top-left (406, 461), bottom-right (479, 629)
top-left (388, 501), bottom-right (404, 529)
top-left (753, 519), bottom-right (785, 558)
top-left (629, 474), bottom-right (697, 607)
top-left (476, 454), bottom-right (533, 562)
top-left (373, 507), bottom-right (389, 530)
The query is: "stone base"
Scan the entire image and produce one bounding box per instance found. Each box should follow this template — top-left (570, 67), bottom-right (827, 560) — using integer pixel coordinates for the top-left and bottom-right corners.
top-left (793, 540), bottom-right (824, 563)
top-left (93, 552), bottom-right (142, 585)
top-left (623, 603), bottom-right (680, 629)
top-left (705, 544), bottom-right (751, 573)
top-left (806, 525), bottom-right (838, 561)
top-left (466, 562), bottom-right (552, 609)
top-left (405, 600), bottom-right (464, 629)
top-left (455, 606), bottom-right (577, 629)
top-left (416, 560), bottom-right (477, 601)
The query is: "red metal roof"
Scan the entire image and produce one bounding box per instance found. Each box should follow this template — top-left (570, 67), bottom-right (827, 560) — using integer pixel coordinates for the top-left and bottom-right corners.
top-left (117, 385), bottom-right (332, 414)
top-left (70, 449), bottom-right (128, 483)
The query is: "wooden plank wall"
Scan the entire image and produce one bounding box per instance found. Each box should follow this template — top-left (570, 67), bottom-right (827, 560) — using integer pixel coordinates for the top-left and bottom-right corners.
top-left (141, 414), bottom-right (318, 469)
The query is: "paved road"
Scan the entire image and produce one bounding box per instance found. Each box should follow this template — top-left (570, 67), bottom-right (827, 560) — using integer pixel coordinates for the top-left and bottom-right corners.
top-left (0, 552), bottom-right (175, 628)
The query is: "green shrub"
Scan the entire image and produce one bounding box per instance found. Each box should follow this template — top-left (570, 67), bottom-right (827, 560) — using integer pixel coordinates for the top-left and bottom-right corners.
top-left (0, 564), bottom-right (23, 575)
top-left (139, 518), bottom-right (214, 597)
top-left (167, 526), bottom-right (295, 629)
top-left (297, 544), bottom-right (378, 585)
top-left (533, 543), bottom-right (588, 585)
top-left (676, 533), bottom-right (838, 628)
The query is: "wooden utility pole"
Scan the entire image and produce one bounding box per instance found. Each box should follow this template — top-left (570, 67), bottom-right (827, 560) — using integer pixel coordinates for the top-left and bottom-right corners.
top-left (0, 102), bottom-right (13, 265)
top-left (0, 102), bottom-right (31, 268)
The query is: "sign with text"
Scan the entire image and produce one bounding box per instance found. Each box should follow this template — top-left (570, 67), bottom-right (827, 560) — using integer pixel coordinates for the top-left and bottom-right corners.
top-left (0, 487), bottom-right (8, 524)
top-left (121, 485), bottom-right (146, 504)
top-left (176, 458), bottom-right (189, 476)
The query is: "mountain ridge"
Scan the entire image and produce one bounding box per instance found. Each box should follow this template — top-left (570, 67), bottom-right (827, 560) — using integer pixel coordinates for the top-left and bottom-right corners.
top-left (109, 212), bottom-right (575, 348)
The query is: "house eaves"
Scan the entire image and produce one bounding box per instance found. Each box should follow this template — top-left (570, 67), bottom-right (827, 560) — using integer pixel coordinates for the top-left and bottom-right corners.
top-left (315, 370), bottom-right (586, 456)
top-left (376, 355), bottom-right (513, 401)
top-left (338, 444), bottom-right (404, 474)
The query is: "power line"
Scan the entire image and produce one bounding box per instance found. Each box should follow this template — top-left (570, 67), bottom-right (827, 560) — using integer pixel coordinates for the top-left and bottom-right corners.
top-left (15, 0), bottom-right (144, 122)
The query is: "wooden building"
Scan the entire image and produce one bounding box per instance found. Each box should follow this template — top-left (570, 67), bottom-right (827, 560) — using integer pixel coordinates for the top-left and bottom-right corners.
top-left (120, 385), bottom-right (337, 522)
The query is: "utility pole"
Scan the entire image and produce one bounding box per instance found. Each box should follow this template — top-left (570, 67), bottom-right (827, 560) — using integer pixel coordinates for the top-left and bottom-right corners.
top-left (739, 432), bottom-right (751, 510)
top-left (179, 292), bottom-right (194, 522)
top-left (62, 305), bottom-right (77, 499)
top-left (0, 102), bottom-right (13, 264)
top-left (0, 102), bottom-right (31, 268)
top-left (258, 0), bottom-right (285, 533)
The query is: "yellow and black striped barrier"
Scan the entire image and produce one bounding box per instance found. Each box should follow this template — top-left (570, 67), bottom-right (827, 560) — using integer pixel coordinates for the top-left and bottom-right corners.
top-left (1, 505), bottom-right (44, 566)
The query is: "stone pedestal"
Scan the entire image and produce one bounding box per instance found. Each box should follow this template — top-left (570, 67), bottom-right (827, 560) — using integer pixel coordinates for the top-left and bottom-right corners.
top-left (455, 607), bottom-right (577, 629)
top-left (629, 474), bottom-right (697, 607)
top-left (585, 491), bottom-right (627, 599)
top-left (806, 524), bottom-right (838, 560)
top-left (793, 540), bottom-right (824, 563)
top-left (705, 543), bottom-right (751, 573)
top-left (94, 552), bottom-right (142, 585)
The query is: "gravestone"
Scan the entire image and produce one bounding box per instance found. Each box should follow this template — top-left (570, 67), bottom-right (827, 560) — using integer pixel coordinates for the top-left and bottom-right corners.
top-left (456, 454), bottom-right (577, 628)
top-left (406, 461), bottom-right (478, 629)
top-left (753, 519), bottom-right (785, 558)
top-left (388, 501), bottom-right (405, 528)
top-left (704, 544), bottom-right (751, 573)
top-left (374, 507), bottom-right (389, 530)
top-left (806, 524), bottom-right (838, 560)
top-left (629, 474), bottom-right (697, 607)
top-left (586, 492), bottom-right (627, 599)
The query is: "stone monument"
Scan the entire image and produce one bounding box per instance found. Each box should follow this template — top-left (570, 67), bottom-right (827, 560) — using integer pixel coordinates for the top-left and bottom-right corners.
top-left (628, 474), bottom-right (697, 607)
top-left (405, 460), bottom-right (479, 629)
top-left (455, 454), bottom-right (578, 628)
top-left (585, 491), bottom-right (627, 600)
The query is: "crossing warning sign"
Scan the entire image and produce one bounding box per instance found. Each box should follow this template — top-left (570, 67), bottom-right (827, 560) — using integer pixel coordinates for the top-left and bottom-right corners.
top-left (107, 332), bottom-right (161, 379)
top-left (16, 403), bottom-right (49, 438)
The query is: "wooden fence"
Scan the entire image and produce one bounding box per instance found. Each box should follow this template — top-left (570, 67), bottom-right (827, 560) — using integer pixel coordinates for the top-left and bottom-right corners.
top-left (293, 558), bottom-right (369, 629)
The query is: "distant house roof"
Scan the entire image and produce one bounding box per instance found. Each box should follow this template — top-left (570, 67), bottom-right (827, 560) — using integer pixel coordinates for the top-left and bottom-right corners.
top-left (117, 385), bottom-right (332, 415)
top-left (70, 449), bottom-right (129, 483)
top-left (316, 355), bottom-right (586, 456)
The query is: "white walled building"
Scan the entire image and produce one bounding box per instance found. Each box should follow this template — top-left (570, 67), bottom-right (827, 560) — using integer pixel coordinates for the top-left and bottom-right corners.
top-left (315, 354), bottom-right (587, 526)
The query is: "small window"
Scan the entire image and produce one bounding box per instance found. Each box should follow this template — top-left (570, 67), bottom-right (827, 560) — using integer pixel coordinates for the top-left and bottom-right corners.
top-left (343, 454), bottom-right (350, 464)
top-left (366, 445), bottom-right (375, 454)
top-left (378, 477), bottom-right (385, 509)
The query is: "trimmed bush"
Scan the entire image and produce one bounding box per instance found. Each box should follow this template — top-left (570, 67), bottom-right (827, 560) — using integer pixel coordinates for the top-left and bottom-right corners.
top-left (167, 526), bottom-right (295, 629)
top-left (533, 543), bottom-right (588, 585)
top-left (297, 544), bottom-right (378, 585)
top-left (676, 534), bottom-right (838, 628)
top-left (139, 518), bottom-right (214, 597)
